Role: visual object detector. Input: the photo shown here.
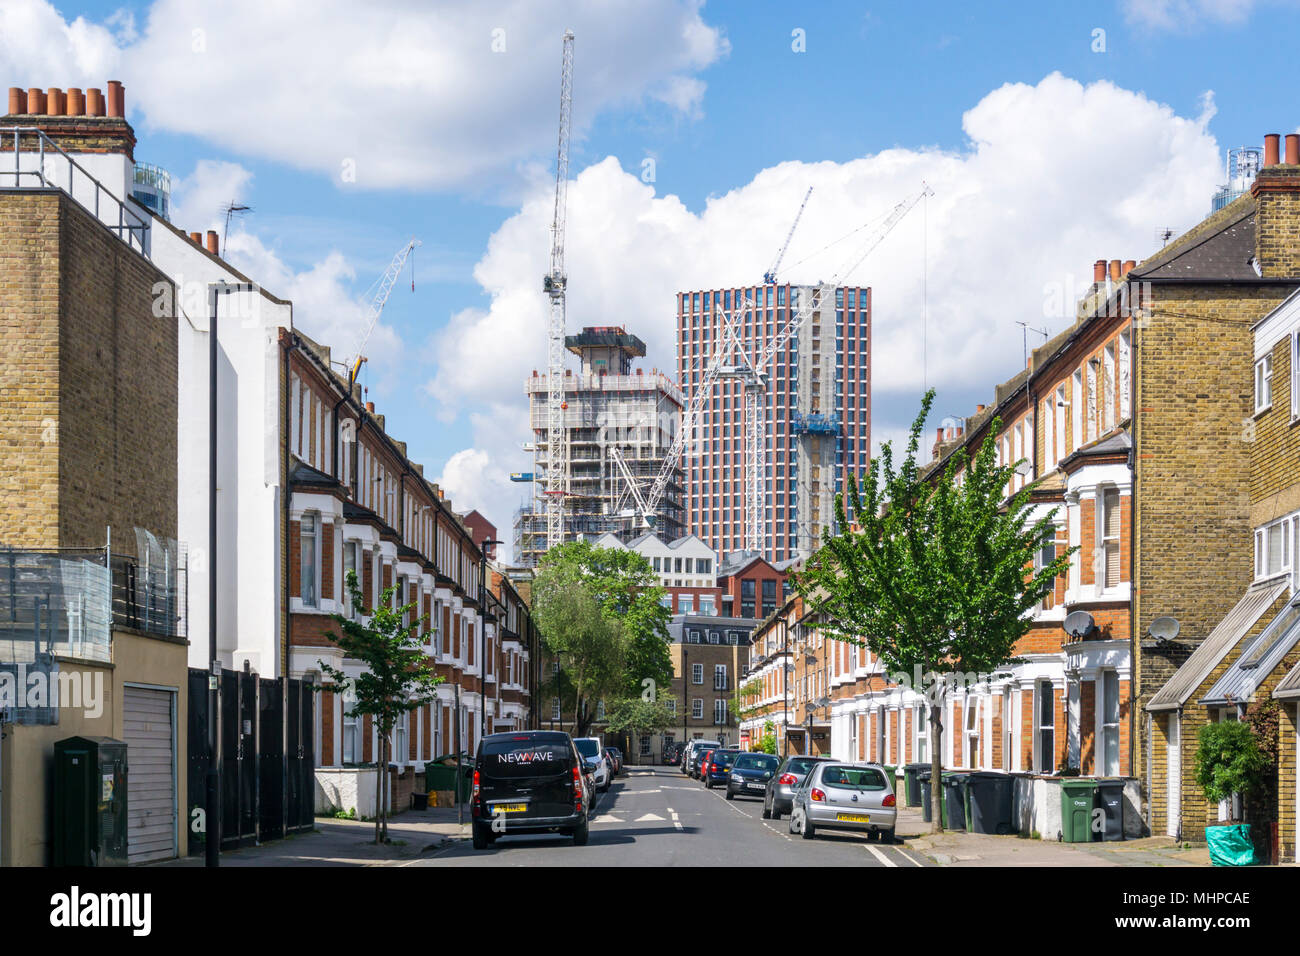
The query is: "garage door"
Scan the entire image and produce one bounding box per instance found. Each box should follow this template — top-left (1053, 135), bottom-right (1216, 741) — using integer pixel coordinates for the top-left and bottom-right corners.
top-left (123, 686), bottom-right (177, 863)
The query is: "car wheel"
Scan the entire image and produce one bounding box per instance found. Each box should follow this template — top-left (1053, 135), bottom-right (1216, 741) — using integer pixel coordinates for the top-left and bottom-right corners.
top-left (788, 811), bottom-right (800, 835)
top-left (472, 824), bottom-right (489, 851)
top-left (761, 804), bottom-right (771, 819)
top-left (600, 780), bottom-right (610, 794)
top-left (573, 818), bottom-right (589, 846)
top-left (879, 827), bottom-right (896, 845)
top-left (800, 814), bottom-right (816, 840)
top-left (770, 806), bottom-right (782, 820)
top-left (725, 788), bottom-right (735, 801)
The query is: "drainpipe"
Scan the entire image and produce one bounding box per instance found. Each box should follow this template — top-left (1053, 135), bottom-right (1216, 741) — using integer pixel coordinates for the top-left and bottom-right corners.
top-left (1128, 283), bottom-right (1139, 787)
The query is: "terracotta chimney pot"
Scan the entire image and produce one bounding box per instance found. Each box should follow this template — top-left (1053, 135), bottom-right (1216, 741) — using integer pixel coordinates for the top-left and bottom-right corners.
top-left (66, 88), bottom-right (84, 115)
top-left (205, 230), bottom-right (219, 255)
top-left (26, 88), bottom-right (45, 115)
top-left (1264, 133), bottom-right (1281, 167)
top-left (7, 88), bottom-right (23, 115)
top-left (86, 87), bottom-right (104, 116)
top-left (1286, 134), bottom-right (1300, 166)
top-left (46, 88), bottom-right (64, 116)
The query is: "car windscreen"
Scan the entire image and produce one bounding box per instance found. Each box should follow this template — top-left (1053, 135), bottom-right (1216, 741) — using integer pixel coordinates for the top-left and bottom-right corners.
top-left (819, 766), bottom-right (887, 790)
top-left (712, 751), bottom-right (738, 766)
top-left (481, 739), bottom-right (573, 778)
top-left (734, 754), bottom-right (779, 771)
top-left (786, 757), bottom-right (825, 775)
top-left (574, 739), bottom-right (601, 759)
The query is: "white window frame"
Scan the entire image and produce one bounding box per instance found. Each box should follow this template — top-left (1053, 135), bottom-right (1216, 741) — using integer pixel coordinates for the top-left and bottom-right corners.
top-left (964, 696), bottom-right (981, 769)
top-left (300, 512), bottom-right (320, 609)
top-left (714, 698), bottom-right (728, 724)
top-left (1072, 369), bottom-right (1084, 450)
top-left (342, 707), bottom-right (358, 765)
top-left (914, 703), bottom-right (929, 764)
top-left (1118, 330), bottom-right (1131, 421)
top-left (1054, 384), bottom-right (1067, 462)
top-left (713, 664), bottom-right (727, 691)
top-left (1256, 355), bottom-right (1273, 413)
top-left (1099, 487), bottom-right (1122, 590)
top-left (1100, 670), bottom-right (1120, 777)
top-left (1254, 512), bottom-right (1295, 581)
top-left (1036, 680), bottom-right (1055, 774)
top-left (692, 698), bottom-right (704, 720)
top-left (692, 662), bottom-right (704, 685)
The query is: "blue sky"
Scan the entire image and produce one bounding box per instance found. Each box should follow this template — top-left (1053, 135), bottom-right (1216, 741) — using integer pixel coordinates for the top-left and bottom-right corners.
top-left (7, 0), bottom-right (1299, 549)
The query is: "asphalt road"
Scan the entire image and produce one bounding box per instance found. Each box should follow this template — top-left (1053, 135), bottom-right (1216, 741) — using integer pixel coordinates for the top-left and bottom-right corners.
top-left (411, 765), bottom-right (934, 867)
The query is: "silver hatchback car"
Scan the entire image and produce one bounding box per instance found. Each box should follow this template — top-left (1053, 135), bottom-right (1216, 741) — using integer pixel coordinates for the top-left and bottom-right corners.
top-left (789, 761), bottom-right (898, 843)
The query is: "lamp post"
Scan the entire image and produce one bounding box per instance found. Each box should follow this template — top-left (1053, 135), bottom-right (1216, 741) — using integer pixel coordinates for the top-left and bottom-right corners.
top-left (478, 538), bottom-right (504, 744)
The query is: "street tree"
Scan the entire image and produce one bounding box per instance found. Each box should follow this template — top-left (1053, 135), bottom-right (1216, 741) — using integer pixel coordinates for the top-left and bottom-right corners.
top-left (795, 389), bottom-right (1072, 831)
top-left (603, 696), bottom-right (677, 763)
top-left (319, 569), bottom-right (443, 844)
top-left (533, 541), bottom-right (674, 737)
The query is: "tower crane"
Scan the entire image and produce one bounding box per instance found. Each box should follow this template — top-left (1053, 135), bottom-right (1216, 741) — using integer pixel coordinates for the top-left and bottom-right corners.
top-left (740, 182), bottom-right (933, 551)
top-left (620, 183), bottom-right (934, 550)
top-left (763, 186), bottom-right (812, 284)
top-left (341, 238), bottom-right (421, 390)
top-left (542, 30), bottom-right (575, 551)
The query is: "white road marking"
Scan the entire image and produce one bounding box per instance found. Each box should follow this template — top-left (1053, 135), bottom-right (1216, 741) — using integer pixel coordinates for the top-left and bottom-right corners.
top-left (893, 846), bottom-right (925, 867)
top-left (634, 812), bottom-right (666, 821)
top-left (864, 843), bottom-right (898, 867)
top-left (667, 808), bottom-right (683, 831)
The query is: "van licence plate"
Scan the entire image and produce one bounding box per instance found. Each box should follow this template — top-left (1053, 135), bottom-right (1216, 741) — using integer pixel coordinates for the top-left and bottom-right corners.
top-left (493, 803), bottom-right (527, 813)
top-left (836, 812), bottom-right (870, 823)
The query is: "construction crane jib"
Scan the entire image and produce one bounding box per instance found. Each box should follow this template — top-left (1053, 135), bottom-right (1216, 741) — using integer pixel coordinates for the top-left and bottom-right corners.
top-left (739, 182), bottom-right (933, 552)
top-left (344, 238), bottom-right (421, 390)
top-left (543, 30), bottom-right (575, 552)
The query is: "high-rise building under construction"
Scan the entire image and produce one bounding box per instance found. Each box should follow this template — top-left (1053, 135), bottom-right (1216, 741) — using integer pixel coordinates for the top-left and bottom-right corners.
top-left (676, 284), bottom-right (871, 563)
top-left (513, 326), bottom-right (684, 567)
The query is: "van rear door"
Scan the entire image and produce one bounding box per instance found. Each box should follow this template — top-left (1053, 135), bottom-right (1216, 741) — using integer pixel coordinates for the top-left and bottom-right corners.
top-left (479, 736), bottom-right (575, 820)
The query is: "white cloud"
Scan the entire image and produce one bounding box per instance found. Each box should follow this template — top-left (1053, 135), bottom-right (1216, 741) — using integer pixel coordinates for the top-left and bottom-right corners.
top-left (0, 0), bottom-right (726, 192)
top-left (169, 159), bottom-right (255, 233)
top-left (1123, 0), bottom-right (1267, 29)
top-left (436, 448), bottom-right (522, 529)
top-left (428, 72), bottom-right (1223, 551)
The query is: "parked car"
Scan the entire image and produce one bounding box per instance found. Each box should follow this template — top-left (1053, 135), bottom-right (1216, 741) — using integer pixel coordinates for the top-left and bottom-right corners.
top-left (693, 748), bottom-right (716, 781)
top-left (605, 747), bottom-right (623, 775)
top-left (687, 741), bottom-right (721, 779)
top-left (702, 749), bottom-right (740, 788)
top-left (788, 761), bottom-right (897, 843)
top-left (763, 754), bottom-right (833, 820)
top-left (470, 730), bottom-right (592, 850)
top-left (725, 752), bottom-right (781, 801)
top-left (663, 742), bottom-right (685, 766)
top-left (573, 737), bottom-right (611, 793)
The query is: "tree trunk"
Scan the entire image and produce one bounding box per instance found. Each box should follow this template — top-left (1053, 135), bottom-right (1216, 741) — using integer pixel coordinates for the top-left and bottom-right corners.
top-left (929, 700), bottom-right (945, 835)
top-left (374, 733), bottom-right (383, 844)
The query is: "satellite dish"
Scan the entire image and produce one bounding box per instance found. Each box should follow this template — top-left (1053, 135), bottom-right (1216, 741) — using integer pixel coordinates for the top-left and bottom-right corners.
top-left (1015, 460), bottom-right (1033, 477)
top-left (1064, 610), bottom-right (1096, 639)
top-left (1148, 616), bottom-right (1180, 642)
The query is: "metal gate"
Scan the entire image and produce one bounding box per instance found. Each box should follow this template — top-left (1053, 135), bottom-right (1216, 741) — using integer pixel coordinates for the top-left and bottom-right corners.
top-left (187, 668), bottom-right (315, 854)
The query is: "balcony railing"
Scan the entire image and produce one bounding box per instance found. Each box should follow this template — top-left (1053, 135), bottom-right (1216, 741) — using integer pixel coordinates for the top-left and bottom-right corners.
top-left (1, 127), bottom-right (149, 253)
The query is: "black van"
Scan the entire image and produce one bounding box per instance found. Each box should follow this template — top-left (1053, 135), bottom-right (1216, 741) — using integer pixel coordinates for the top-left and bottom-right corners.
top-left (471, 730), bottom-right (591, 850)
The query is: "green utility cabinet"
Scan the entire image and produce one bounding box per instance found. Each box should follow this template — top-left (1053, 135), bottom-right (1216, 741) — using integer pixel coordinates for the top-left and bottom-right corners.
top-left (53, 736), bottom-right (128, 866)
top-left (1060, 779), bottom-right (1098, 843)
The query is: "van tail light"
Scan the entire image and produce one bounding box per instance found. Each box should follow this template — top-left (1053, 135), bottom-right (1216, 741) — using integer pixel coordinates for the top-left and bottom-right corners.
top-left (471, 770), bottom-right (481, 817)
top-left (811, 788), bottom-right (826, 803)
top-left (572, 765), bottom-right (583, 810)
top-left (883, 793), bottom-right (896, 808)
top-left (778, 773), bottom-right (797, 786)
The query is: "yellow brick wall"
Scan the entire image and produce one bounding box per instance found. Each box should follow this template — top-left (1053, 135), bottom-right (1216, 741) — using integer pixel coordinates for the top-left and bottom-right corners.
top-left (0, 190), bottom-right (176, 548)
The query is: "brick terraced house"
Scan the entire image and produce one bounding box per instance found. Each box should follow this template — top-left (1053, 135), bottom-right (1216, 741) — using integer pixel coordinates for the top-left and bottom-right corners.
top-left (3, 79), bottom-right (539, 824)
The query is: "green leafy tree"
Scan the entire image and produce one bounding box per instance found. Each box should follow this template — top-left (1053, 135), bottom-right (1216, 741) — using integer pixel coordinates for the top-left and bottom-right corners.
top-left (795, 389), bottom-right (1072, 832)
top-left (734, 676), bottom-right (764, 720)
top-left (603, 697), bottom-right (677, 764)
top-left (318, 569), bottom-right (442, 844)
top-left (1196, 720), bottom-right (1267, 819)
top-left (533, 541), bottom-right (674, 736)
top-left (756, 720), bottom-right (778, 755)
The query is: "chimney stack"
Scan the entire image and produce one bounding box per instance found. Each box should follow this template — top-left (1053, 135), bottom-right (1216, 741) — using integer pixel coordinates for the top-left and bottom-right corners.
top-left (366, 401), bottom-right (375, 414)
top-left (106, 80), bottom-right (124, 118)
top-left (85, 87), bottom-right (104, 116)
top-left (1287, 134), bottom-right (1300, 166)
top-left (46, 88), bottom-right (64, 116)
top-left (7, 87), bottom-right (22, 115)
top-left (1109, 259), bottom-right (1122, 281)
top-left (66, 87), bottom-right (83, 115)
top-left (1264, 133), bottom-right (1281, 167)
top-left (205, 230), bottom-right (219, 255)
top-left (1093, 260), bottom-right (1107, 283)
top-left (1122, 259), bottom-right (1136, 276)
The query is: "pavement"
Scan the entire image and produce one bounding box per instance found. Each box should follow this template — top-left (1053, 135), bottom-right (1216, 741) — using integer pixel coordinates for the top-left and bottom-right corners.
top-left (898, 806), bottom-right (1211, 867)
top-left (159, 806), bottom-right (470, 867)
top-left (158, 766), bottom-right (1213, 867)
